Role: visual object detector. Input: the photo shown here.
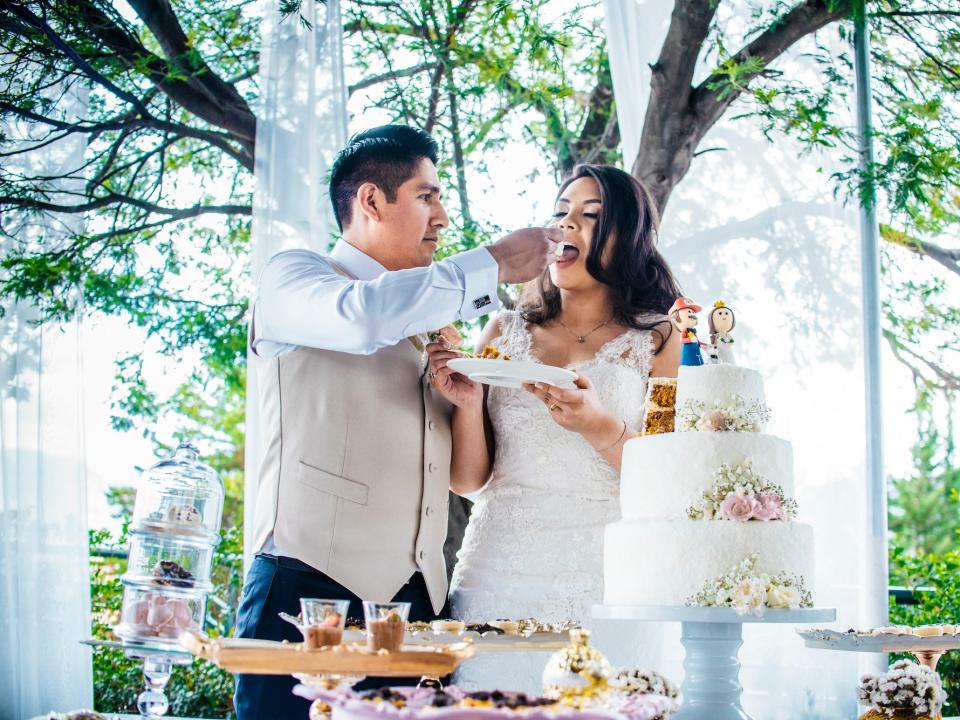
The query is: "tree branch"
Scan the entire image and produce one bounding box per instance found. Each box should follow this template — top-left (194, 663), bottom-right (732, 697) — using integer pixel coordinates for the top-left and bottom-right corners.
top-left (885, 232), bottom-right (960, 279)
top-left (884, 329), bottom-right (960, 392)
top-left (349, 62), bottom-right (440, 95)
top-left (0, 194), bottom-right (251, 220)
top-left (5, 2), bottom-right (152, 115)
top-left (567, 51), bottom-right (620, 174)
top-left (0, 100), bottom-right (251, 169)
top-left (424, 64), bottom-right (445, 133)
top-left (691, 0), bottom-right (851, 136)
top-left (60, 0), bottom-right (257, 148)
top-left (127, 0), bottom-right (254, 119)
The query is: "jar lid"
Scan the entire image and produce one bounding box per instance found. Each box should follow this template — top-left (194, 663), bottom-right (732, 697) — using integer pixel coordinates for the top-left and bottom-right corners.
top-left (144, 442), bottom-right (224, 497)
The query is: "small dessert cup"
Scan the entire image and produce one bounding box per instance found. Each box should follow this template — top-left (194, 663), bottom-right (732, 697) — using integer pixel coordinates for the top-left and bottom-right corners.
top-left (431, 619), bottom-right (466, 635)
top-left (300, 598), bottom-right (350, 649)
top-left (363, 601), bottom-right (410, 652)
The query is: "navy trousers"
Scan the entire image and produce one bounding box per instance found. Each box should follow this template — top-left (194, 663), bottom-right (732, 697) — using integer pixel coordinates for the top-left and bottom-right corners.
top-left (233, 554), bottom-right (447, 719)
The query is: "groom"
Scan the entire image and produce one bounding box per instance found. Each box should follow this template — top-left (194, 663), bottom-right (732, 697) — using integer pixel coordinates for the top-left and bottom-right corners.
top-left (235, 124), bottom-right (559, 718)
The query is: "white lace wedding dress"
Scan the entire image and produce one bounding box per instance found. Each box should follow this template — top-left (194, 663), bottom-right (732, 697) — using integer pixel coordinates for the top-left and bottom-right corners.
top-left (449, 310), bottom-right (664, 693)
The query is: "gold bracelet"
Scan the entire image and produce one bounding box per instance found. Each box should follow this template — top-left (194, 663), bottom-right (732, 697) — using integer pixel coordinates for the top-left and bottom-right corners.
top-left (598, 420), bottom-right (628, 453)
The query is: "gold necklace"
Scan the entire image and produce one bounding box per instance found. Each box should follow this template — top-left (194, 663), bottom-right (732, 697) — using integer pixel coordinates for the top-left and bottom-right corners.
top-left (556, 315), bottom-right (614, 343)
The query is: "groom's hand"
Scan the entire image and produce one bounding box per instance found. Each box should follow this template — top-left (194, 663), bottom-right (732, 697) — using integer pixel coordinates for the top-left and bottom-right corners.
top-left (426, 341), bottom-right (484, 410)
top-left (487, 227), bottom-right (561, 284)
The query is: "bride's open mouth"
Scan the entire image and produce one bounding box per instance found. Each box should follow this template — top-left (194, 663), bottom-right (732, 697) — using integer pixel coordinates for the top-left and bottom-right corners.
top-left (556, 243), bottom-right (580, 264)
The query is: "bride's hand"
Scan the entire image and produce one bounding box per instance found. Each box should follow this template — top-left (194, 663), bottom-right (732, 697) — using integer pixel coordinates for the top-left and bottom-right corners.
top-left (426, 341), bottom-right (483, 411)
top-left (524, 375), bottom-right (623, 449)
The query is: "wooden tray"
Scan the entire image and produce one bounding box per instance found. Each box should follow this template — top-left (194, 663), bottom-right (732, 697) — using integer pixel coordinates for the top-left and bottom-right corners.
top-left (179, 631), bottom-right (475, 676)
top-left (341, 628), bottom-right (569, 651)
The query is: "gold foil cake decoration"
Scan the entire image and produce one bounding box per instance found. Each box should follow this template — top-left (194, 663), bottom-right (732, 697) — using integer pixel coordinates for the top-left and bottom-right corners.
top-left (541, 629), bottom-right (612, 706)
top-left (641, 378), bottom-right (677, 435)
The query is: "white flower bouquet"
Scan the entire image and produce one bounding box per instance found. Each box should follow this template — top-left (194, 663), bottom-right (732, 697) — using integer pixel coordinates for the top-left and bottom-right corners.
top-left (857, 659), bottom-right (947, 719)
top-left (685, 553), bottom-right (812, 616)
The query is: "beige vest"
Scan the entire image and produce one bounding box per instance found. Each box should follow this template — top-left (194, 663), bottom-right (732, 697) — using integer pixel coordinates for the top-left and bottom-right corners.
top-left (249, 325), bottom-right (453, 614)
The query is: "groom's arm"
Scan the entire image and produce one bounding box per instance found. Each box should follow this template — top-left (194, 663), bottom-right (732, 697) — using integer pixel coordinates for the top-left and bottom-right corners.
top-left (252, 247), bottom-right (500, 356)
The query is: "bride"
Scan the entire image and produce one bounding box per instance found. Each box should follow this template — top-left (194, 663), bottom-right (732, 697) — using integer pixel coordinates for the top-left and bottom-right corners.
top-left (426, 164), bottom-right (682, 691)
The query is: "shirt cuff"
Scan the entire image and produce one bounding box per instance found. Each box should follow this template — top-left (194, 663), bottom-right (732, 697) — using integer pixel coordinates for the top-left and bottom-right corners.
top-left (449, 247), bottom-right (501, 321)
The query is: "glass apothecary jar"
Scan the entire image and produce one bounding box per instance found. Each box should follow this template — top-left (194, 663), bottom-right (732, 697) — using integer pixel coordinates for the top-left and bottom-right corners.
top-left (116, 442), bottom-right (223, 651)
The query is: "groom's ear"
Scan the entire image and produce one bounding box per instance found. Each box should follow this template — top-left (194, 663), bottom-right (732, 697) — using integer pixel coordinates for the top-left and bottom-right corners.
top-left (356, 182), bottom-right (382, 223)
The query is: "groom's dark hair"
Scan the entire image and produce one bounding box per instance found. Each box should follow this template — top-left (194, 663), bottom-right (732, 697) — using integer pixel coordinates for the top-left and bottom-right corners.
top-left (329, 125), bottom-right (440, 231)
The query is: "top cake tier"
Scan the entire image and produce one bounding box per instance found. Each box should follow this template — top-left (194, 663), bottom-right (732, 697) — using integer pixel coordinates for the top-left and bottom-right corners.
top-left (675, 364), bottom-right (769, 432)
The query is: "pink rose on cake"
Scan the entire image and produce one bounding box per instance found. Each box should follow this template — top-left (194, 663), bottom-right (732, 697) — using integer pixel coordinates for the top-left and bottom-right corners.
top-left (719, 492), bottom-right (761, 521)
top-left (702, 410), bottom-right (733, 432)
top-left (753, 492), bottom-right (786, 521)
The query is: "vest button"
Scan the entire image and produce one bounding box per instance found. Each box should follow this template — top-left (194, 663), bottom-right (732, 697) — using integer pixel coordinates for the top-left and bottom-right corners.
top-left (428, 419), bottom-right (436, 431)
top-left (425, 506), bottom-right (432, 516)
top-left (428, 462), bottom-right (436, 473)
top-left (418, 550), bottom-right (424, 560)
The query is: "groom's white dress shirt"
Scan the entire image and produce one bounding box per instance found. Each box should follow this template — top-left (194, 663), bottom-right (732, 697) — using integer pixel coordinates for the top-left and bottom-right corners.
top-left (249, 240), bottom-right (500, 613)
top-left (253, 240), bottom-right (500, 358)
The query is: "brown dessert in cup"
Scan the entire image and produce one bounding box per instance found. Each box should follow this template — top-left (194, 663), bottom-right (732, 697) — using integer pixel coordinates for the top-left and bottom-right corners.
top-left (300, 598), bottom-right (350, 649)
top-left (363, 601), bottom-right (410, 652)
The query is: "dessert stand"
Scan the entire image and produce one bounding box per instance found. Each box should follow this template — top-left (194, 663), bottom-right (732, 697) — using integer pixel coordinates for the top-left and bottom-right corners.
top-left (88, 442), bottom-right (226, 718)
top-left (592, 605), bottom-right (836, 720)
top-left (797, 627), bottom-right (960, 671)
top-left (82, 639), bottom-right (194, 717)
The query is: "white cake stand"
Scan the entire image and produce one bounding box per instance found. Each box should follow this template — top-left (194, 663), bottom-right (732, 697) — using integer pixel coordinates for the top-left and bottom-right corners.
top-left (592, 605), bottom-right (836, 720)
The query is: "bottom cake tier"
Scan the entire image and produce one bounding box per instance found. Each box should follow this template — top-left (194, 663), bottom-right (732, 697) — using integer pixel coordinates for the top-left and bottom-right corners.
top-left (603, 519), bottom-right (814, 607)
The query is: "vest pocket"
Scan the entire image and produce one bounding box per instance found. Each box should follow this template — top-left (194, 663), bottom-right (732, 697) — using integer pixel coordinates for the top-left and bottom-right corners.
top-left (296, 461), bottom-right (369, 505)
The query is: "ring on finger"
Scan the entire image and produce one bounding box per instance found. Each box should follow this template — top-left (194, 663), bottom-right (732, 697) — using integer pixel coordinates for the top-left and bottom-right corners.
top-left (549, 403), bottom-right (560, 412)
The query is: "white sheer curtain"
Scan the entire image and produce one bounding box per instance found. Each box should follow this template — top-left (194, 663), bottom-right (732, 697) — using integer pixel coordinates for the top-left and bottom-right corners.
top-left (0, 84), bottom-right (93, 714)
top-left (604, 1), bottom-right (881, 716)
top-left (243, 0), bottom-right (349, 566)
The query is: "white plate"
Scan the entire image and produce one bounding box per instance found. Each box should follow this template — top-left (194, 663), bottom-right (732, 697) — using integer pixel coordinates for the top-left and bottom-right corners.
top-left (447, 358), bottom-right (576, 389)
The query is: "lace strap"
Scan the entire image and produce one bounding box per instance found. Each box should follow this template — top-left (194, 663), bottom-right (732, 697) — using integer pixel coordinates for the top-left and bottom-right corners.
top-left (491, 310), bottom-right (533, 360)
top-left (596, 328), bottom-right (654, 375)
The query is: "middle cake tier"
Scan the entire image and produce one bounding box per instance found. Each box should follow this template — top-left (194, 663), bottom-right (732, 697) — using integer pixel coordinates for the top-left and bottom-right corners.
top-left (603, 518), bottom-right (814, 606)
top-left (620, 431), bottom-right (794, 520)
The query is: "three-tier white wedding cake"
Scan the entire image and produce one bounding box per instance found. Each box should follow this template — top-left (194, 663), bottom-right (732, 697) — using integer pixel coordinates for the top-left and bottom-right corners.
top-left (604, 364), bottom-right (814, 609)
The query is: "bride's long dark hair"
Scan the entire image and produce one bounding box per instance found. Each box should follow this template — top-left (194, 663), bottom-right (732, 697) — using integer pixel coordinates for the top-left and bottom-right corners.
top-left (519, 164), bottom-right (682, 352)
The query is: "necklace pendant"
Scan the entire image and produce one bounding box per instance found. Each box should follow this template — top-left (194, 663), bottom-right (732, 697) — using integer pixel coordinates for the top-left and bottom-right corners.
top-left (577, 336), bottom-right (585, 343)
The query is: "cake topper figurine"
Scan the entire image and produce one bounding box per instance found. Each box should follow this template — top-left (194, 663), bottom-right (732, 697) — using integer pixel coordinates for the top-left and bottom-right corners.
top-left (669, 296), bottom-right (705, 366)
top-left (708, 300), bottom-right (736, 364)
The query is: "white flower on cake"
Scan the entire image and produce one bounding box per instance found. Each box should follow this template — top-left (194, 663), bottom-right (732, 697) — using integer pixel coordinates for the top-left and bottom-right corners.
top-left (731, 578), bottom-right (767, 614)
top-left (766, 584), bottom-right (802, 609)
top-left (686, 459), bottom-right (798, 521)
top-left (676, 394), bottom-right (770, 433)
top-left (686, 553), bottom-right (812, 616)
